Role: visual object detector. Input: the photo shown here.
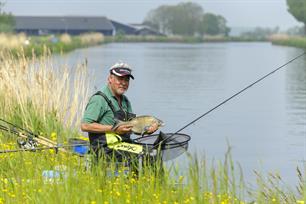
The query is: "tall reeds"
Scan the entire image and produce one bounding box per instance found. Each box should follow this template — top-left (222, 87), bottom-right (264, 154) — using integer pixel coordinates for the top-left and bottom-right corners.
top-left (0, 33), bottom-right (28, 49)
top-left (79, 32), bottom-right (104, 46)
top-left (269, 34), bottom-right (306, 49)
top-left (0, 33), bottom-right (105, 58)
top-left (0, 48), bottom-right (89, 137)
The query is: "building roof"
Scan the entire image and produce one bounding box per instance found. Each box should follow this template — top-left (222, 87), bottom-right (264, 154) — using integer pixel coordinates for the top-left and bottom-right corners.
top-left (110, 20), bottom-right (137, 30)
top-left (131, 24), bottom-right (164, 36)
top-left (15, 16), bottom-right (114, 31)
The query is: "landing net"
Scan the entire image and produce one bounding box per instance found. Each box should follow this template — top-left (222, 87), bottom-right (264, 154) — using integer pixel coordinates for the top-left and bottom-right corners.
top-left (133, 132), bottom-right (190, 161)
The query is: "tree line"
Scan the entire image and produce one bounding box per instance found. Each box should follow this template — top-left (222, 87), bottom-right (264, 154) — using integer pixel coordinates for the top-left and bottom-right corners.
top-left (0, 2), bottom-right (15, 33)
top-left (143, 1), bottom-right (306, 37)
top-left (0, 0), bottom-right (306, 37)
top-left (143, 2), bottom-right (230, 36)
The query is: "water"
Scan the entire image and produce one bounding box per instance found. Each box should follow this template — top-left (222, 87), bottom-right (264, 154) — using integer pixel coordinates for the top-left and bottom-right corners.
top-left (55, 42), bottom-right (306, 187)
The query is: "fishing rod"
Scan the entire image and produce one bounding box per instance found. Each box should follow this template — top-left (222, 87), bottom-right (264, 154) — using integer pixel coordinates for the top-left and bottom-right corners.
top-left (0, 118), bottom-right (69, 152)
top-left (0, 118), bottom-right (55, 144)
top-left (157, 51), bottom-right (306, 146)
top-left (0, 119), bottom-right (38, 137)
top-left (0, 143), bottom-right (89, 154)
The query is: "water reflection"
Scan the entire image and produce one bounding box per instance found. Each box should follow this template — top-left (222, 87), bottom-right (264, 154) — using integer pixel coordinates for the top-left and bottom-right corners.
top-left (285, 52), bottom-right (306, 164)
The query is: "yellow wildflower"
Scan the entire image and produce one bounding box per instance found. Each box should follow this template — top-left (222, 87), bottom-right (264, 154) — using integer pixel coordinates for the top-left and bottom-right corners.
top-left (51, 132), bottom-right (57, 141)
top-left (3, 178), bottom-right (8, 184)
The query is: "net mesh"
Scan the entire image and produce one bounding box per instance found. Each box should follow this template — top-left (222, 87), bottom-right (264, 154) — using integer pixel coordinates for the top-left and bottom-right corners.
top-left (133, 131), bottom-right (190, 161)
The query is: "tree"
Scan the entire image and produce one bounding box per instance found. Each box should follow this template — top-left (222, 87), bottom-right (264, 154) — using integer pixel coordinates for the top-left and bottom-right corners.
top-left (170, 2), bottom-right (204, 36)
top-left (216, 15), bottom-right (231, 36)
top-left (200, 13), bottom-right (219, 35)
top-left (143, 2), bottom-right (229, 36)
top-left (143, 5), bottom-right (173, 34)
top-left (197, 13), bottom-right (230, 36)
top-left (287, 0), bottom-right (306, 35)
top-left (0, 2), bottom-right (15, 33)
top-left (143, 2), bottom-right (204, 36)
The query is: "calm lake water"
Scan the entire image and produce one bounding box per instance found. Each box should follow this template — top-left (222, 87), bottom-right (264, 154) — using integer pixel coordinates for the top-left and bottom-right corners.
top-left (55, 42), bottom-right (305, 186)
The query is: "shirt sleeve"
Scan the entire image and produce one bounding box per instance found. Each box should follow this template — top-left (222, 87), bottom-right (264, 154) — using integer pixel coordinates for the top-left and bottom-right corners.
top-left (81, 95), bottom-right (106, 123)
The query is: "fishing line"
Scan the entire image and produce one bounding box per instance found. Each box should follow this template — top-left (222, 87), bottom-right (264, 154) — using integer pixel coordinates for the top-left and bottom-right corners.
top-left (130, 51), bottom-right (306, 164)
top-left (174, 51), bottom-right (306, 134)
top-left (160, 51), bottom-right (306, 146)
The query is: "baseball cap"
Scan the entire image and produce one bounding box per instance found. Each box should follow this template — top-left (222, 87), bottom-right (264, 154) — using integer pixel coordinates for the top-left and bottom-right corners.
top-left (109, 62), bottom-right (134, 80)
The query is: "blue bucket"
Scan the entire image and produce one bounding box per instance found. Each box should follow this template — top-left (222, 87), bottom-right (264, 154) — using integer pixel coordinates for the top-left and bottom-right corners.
top-left (68, 138), bottom-right (89, 155)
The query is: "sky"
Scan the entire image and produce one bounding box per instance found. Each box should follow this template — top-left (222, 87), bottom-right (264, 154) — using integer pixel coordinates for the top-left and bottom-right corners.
top-left (3, 0), bottom-right (303, 30)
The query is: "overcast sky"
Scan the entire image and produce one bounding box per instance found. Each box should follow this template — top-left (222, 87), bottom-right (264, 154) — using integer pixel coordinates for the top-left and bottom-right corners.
top-left (4, 0), bottom-right (303, 30)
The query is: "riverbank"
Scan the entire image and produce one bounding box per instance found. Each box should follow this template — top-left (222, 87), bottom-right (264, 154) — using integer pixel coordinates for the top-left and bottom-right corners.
top-left (107, 34), bottom-right (306, 51)
top-left (107, 35), bottom-right (306, 50)
top-left (0, 50), bottom-right (304, 203)
top-left (269, 34), bottom-right (306, 49)
top-left (0, 33), bottom-right (105, 57)
top-left (2, 33), bottom-right (305, 59)
top-left (105, 35), bottom-right (267, 43)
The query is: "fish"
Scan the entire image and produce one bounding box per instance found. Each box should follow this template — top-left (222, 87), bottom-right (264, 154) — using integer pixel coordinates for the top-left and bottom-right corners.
top-left (112, 115), bottom-right (164, 135)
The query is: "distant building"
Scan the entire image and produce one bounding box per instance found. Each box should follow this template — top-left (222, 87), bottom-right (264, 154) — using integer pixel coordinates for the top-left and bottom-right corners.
top-left (131, 24), bottom-right (164, 36)
top-left (110, 20), bottom-right (137, 35)
top-left (110, 20), bottom-right (164, 36)
top-left (14, 16), bottom-right (165, 36)
top-left (15, 16), bottom-right (115, 36)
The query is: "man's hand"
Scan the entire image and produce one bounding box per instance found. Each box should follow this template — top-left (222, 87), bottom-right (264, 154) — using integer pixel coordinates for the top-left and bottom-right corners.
top-left (115, 124), bottom-right (133, 134)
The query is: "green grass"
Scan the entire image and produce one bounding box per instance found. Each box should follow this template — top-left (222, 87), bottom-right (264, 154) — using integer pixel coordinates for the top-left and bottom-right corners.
top-left (0, 139), bottom-right (303, 203)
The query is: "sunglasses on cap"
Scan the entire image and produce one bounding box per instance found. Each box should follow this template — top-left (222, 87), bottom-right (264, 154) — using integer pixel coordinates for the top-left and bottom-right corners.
top-left (110, 67), bottom-right (134, 80)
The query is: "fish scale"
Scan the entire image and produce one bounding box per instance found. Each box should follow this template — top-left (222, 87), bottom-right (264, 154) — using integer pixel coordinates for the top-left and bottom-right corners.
top-left (113, 115), bottom-right (164, 135)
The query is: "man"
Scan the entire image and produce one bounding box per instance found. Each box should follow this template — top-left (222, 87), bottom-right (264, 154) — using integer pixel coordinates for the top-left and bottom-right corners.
top-left (81, 62), bottom-right (157, 162)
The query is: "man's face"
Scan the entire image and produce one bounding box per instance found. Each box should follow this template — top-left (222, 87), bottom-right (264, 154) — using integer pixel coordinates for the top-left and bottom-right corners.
top-left (108, 74), bottom-right (130, 96)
